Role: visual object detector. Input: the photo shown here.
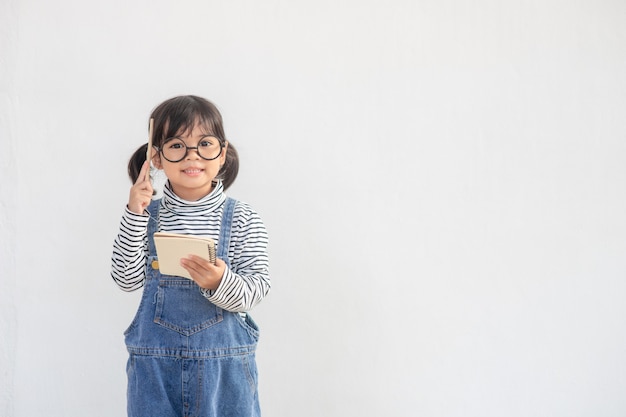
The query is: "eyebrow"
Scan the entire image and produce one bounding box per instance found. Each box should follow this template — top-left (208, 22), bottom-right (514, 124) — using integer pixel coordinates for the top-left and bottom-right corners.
top-left (170, 131), bottom-right (217, 139)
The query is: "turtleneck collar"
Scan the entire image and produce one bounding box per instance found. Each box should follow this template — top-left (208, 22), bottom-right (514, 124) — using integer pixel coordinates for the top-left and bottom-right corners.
top-left (161, 180), bottom-right (226, 215)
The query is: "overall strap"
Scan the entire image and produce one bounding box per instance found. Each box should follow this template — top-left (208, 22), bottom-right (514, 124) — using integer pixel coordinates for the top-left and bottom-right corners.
top-left (218, 197), bottom-right (237, 268)
top-left (146, 199), bottom-right (161, 257)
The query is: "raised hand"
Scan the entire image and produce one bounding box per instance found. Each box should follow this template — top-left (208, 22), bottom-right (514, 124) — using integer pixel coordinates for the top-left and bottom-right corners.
top-left (128, 160), bottom-right (154, 214)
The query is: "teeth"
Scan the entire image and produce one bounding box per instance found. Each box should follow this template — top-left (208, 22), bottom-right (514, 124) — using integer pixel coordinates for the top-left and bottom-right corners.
top-left (184, 169), bottom-right (202, 173)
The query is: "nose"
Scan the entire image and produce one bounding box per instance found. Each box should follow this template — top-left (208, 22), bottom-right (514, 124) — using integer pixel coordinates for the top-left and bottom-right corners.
top-left (185, 146), bottom-right (201, 159)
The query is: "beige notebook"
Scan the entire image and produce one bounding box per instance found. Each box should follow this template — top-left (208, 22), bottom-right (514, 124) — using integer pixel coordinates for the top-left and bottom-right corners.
top-left (153, 232), bottom-right (217, 279)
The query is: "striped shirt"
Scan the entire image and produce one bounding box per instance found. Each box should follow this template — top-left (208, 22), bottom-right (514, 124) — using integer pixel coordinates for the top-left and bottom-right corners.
top-left (111, 181), bottom-right (270, 313)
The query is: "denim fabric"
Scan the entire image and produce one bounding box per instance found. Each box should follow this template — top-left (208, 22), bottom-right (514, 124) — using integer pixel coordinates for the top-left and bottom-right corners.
top-left (124, 198), bottom-right (261, 417)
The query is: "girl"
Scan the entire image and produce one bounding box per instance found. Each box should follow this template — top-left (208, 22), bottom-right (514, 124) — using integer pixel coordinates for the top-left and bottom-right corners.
top-left (111, 95), bottom-right (270, 417)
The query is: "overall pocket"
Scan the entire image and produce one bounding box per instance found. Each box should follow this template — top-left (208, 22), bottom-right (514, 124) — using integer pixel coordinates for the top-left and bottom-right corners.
top-left (154, 278), bottom-right (223, 336)
top-left (236, 312), bottom-right (261, 342)
top-left (124, 284), bottom-right (149, 336)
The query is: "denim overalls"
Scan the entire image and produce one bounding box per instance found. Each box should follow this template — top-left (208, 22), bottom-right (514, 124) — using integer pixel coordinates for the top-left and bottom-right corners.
top-left (124, 197), bottom-right (261, 417)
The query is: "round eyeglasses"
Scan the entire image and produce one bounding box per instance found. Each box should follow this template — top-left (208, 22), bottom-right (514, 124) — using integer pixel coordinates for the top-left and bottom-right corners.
top-left (157, 136), bottom-right (224, 163)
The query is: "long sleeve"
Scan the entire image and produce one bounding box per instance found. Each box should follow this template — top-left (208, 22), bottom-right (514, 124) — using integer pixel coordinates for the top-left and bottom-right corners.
top-left (201, 204), bottom-right (271, 312)
top-left (111, 207), bottom-right (150, 291)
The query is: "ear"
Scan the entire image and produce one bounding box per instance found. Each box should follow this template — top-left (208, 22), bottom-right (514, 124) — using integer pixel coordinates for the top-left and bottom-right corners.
top-left (152, 147), bottom-right (163, 169)
top-left (220, 141), bottom-right (228, 166)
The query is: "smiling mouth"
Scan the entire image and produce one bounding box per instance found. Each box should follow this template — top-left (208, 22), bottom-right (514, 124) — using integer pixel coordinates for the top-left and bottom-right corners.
top-left (183, 168), bottom-right (204, 174)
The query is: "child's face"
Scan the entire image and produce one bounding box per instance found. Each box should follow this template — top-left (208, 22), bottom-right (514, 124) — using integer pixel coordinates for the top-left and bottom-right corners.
top-left (153, 122), bottom-right (227, 201)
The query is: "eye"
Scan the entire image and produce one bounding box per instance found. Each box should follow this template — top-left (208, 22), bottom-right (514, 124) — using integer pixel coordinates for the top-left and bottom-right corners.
top-left (199, 137), bottom-right (219, 148)
top-left (164, 138), bottom-right (185, 150)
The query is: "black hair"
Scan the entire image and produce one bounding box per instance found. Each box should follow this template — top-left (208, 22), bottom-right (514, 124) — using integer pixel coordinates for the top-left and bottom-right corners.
top-left (127, 95), bottom-right (239, 190)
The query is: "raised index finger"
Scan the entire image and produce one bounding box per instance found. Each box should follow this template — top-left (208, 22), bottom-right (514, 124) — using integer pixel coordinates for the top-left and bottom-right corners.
top-left (134, 160), bottom-right (150, 185)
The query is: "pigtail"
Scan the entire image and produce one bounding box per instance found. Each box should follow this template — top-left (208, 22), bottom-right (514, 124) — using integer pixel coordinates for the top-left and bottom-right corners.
top-left (219, 141), bottom-right (239, 191)
top-left (128, 143), bottom-right (148, 183)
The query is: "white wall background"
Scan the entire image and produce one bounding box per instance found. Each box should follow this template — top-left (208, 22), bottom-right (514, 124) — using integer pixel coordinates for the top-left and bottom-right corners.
top-left (1, 1), bottom-right (625, 416)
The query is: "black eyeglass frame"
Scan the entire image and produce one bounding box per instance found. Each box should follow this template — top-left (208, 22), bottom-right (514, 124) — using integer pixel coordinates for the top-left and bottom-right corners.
top-left (156, 137), bottom-right (225, 163)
